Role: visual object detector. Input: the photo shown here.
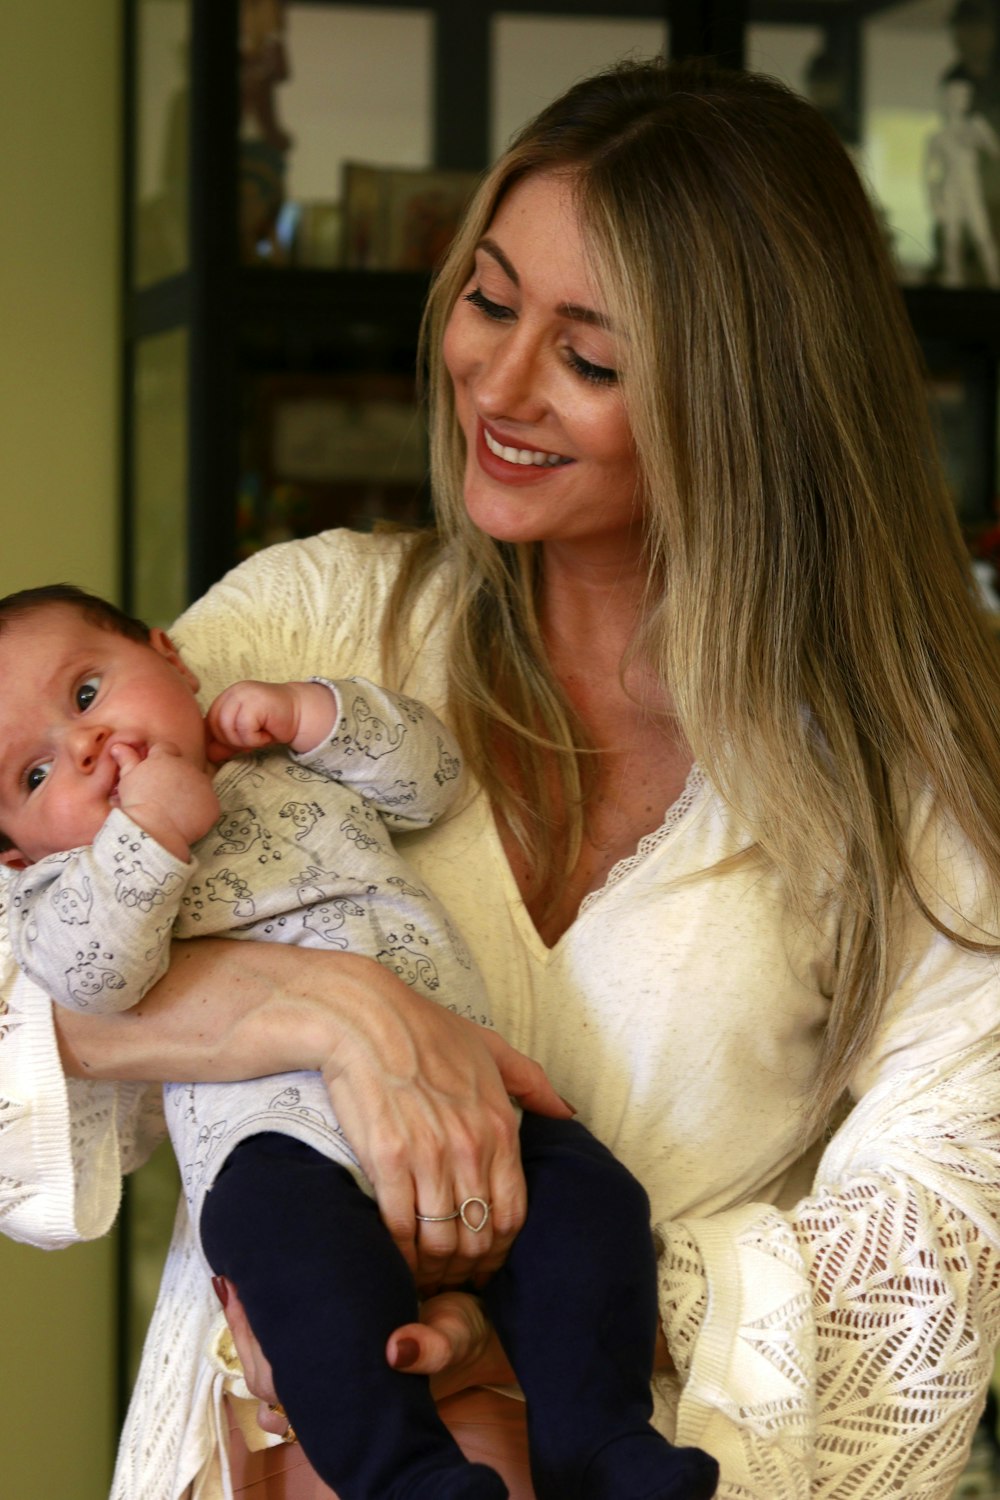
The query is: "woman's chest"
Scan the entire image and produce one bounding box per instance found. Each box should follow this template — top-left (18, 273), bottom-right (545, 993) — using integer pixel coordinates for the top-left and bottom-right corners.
top-left (498, 729), bottom-right (695, 948)
top-left (400, 786), bottom-right (834, 1221)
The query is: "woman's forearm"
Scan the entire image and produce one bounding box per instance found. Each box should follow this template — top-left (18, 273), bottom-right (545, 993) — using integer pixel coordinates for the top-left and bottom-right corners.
top-left (54, 938), bottom-right (371, 1083)
top-left (54, 935), bottom-right (571, 1282)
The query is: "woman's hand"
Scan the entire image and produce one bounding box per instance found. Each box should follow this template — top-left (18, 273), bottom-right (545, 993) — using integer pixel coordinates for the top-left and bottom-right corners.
top-left (385, 1290), bottom-right (677, 1389)
top-left (213, 1276), bottom-right (292, 1441)
top-left (217, 1281), bottom-right (510, 1416)
top-left (220, 1278), bottom-right (536, 1497)
top-left (219, 1279), bottom-right (512, 1426)
top-left (386, 1290), bottom-right (514, 1398)
top-left (54, 939), bottom-right (571, 1285)
top-left (320, 991), bottom-right (558, 1288)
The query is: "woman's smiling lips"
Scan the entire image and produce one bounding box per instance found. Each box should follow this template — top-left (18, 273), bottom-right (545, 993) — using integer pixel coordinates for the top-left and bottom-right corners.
top-left (476, 421), bottom-right (573, 485)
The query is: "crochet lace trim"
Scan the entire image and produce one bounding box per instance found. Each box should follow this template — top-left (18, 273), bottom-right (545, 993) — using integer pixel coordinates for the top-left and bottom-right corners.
top-left (578, 763), bottom-right (708, 916)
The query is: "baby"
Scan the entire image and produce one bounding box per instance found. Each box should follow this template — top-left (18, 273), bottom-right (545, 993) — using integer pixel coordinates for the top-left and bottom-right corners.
top-left (0, 584), bottom-right (718, 1500)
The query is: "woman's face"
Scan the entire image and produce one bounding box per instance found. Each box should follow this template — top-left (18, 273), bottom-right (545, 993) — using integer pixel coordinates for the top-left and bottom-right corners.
top-left (443, 171), bottom-right (642, 562)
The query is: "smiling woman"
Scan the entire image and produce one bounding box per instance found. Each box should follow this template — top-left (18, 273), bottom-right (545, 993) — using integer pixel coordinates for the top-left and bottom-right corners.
top-left (3, 55), bottom-right (1000, 1500)
top-left (442, 173), bottom-right (641, 559)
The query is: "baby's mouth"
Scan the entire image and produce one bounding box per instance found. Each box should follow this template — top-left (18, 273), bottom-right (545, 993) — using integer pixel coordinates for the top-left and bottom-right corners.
top-left (106, 742), bottom-right (147, 804)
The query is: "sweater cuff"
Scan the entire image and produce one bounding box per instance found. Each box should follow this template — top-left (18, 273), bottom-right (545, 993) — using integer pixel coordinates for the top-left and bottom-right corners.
top-left (656, 1219), bottom-right (708, 1382)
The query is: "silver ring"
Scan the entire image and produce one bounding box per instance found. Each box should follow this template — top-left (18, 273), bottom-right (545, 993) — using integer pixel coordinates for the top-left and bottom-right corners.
top-left (415, 1196), bottom-right (492, 1233)
top-left (458, 1196), bottom-right (491, 1233)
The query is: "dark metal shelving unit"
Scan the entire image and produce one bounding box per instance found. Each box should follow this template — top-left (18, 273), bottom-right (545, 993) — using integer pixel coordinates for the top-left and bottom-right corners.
top-left (121, 0), bottom-right (1000, 605)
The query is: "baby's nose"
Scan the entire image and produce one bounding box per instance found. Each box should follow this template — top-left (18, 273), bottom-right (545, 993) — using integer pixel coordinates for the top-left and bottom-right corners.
top-left (69, 723), bottom-right (110, 770)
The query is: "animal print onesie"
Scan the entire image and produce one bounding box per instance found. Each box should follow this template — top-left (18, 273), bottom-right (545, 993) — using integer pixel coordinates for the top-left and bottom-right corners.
top-left (8, 677), bottom-right (491, 1229)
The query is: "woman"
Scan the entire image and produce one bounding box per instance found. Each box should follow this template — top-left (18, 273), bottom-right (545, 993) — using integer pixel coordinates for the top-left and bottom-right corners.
top-left (4, 57), bottom-right (1000, 1499)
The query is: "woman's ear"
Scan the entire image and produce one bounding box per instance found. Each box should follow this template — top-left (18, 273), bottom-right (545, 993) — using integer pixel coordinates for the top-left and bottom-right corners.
top-left (149, 628), bottom-right (200, 692)
top-left (0, 847), bottom-right (29, 871)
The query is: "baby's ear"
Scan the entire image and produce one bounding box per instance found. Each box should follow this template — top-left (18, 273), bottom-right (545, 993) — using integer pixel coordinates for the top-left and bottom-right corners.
top-left (149, 628), bottom-right (200, 692)
top-left (0, 847), bottom-right (29, 871)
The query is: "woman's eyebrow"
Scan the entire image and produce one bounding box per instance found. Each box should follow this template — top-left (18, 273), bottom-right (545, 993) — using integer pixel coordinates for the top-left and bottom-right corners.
top-left (476, 237), bottom-right (614, 331)
top-left (477, 237), bottom-right (519, 285)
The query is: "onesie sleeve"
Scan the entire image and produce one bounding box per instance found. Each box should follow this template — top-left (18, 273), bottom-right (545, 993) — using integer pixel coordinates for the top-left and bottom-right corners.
top-left (295, 676), bottom-right (463, 830)
top-left (8, 812), bottom-right (191, 1014)
top-left (654, 795), bottom-right (1000, 1498)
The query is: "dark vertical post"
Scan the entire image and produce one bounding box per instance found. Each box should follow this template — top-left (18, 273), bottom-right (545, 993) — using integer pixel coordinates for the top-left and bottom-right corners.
top-left (670, 0), bottom-right (747, 70)
top-left (187, 0), bottom-right (241, 600)
top-left (120, 0), bottom-right (138, 614)
top-left (819, 15), bottom-right (862, 147)
top-left (433, 0), bottom-right (492, 169)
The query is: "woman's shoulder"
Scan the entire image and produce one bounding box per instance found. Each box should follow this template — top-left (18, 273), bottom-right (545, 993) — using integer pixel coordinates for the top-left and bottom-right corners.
top-left (192, 525), bottom-right (433, 610)
top-left (174, 526), bottom-right (440, 646)
top-left (173, 527), bottom-right (451, 701)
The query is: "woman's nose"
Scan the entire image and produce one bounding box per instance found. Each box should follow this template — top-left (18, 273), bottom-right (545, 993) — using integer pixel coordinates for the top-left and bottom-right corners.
top-left (67, 722), bottom-right (110, 771)
top-left (475, 330), bottom-right (548, 425)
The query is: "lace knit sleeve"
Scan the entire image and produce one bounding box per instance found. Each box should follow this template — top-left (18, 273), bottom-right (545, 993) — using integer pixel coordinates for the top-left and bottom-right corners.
top-left (656, 1033), bottom-right (1000, 1498)
top-left (0, 880), bottom-right (164, 1248)
top-left (170, 527), bottom-right (427, 703)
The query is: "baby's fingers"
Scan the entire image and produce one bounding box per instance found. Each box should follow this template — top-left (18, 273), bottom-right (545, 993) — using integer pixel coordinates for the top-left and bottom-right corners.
top-left (110, 742), bottom-right (142, 776)
top-left (205, 691), bottom-right (251, 752)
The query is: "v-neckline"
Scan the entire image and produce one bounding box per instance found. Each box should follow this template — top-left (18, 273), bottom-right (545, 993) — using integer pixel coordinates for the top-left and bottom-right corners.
top-left (485, 762), bottom-right (710, 962)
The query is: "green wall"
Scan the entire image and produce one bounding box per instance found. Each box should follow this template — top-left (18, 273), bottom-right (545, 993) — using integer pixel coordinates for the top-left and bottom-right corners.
top-left (2, 3), bottom-right (121, 1496)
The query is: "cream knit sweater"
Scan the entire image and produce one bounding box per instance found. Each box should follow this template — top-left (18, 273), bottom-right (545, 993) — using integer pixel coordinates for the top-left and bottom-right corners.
top-left (1, 529), bottom-right (998, 1499)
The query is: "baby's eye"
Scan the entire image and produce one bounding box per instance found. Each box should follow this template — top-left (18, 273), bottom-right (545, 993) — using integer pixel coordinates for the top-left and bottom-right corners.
top-left (76, 676), bottom-right (100, 711)
top-left (26, 760), bottom-right (53, 793)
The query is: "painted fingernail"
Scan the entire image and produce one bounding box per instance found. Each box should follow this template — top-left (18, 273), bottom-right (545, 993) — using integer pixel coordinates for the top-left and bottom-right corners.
top-left (211, 1275), bottom-right (229, 1308)
top-left (392, 1338), bottom-right (420, 1369)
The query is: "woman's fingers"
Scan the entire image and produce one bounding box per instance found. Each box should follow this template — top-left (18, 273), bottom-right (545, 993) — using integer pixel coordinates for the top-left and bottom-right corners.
top-left (481, 1030), bottom-right (576, 1120)
top-left (412, 1100), bottom-right (526, 1289)
top-left (213, 1276), bottom-right (298, 1441)
top-left (320, 988), bottom-right (538, 1283)
top-left (386, 1291), bottom-right (492, 1379)
top-left (214, 1277), bottom-right (278, 1404)
top-left (386, 1291), bottom-right (516, 1403)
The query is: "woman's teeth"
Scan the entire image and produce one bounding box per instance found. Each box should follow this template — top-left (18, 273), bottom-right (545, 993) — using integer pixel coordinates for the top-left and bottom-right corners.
top-left (484, 428), bottom-right (567, 467)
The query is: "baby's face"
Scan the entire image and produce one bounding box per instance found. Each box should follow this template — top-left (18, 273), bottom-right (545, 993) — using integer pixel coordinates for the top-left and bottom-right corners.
top-left (0, 606), bottom-right (206, 864)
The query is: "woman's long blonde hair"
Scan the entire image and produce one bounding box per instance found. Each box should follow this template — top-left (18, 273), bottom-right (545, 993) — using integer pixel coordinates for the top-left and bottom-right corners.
top-left (387, 59), bottom-right (1000, 1123)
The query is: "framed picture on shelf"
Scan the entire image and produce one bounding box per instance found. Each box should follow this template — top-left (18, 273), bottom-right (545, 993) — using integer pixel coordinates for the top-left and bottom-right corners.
top-left (238, 373), bottom-right (429, 555)
top-left (342, 162), bottom-right (479, 270)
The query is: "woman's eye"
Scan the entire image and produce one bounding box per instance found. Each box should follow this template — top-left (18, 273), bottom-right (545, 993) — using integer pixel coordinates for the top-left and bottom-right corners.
top-left (26, 761), bottom-right (52, 793)
top-left (76, 676), bottom-right (100, 711)
top-left (464, 286), bottom-right (513, 322)
top-left (567, 350), bottom-right (618, 387)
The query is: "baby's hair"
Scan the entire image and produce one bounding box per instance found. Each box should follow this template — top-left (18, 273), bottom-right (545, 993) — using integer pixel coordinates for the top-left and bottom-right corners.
top-left (0, 585), bottom-right (151, 854)
top-left (0, 583), bottom-right (150, 645)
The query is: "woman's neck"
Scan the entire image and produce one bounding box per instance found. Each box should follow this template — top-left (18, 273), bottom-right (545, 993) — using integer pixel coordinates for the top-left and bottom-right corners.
top-left (538, 540), bottom-right (665, 736)
top-left (494, 540), bottom-right (692, 948)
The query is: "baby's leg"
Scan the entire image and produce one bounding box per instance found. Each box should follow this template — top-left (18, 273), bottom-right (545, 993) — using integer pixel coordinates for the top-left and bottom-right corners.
top-left (200, 1133), bottom-right (507, 1500)
top-left (481, 1114), bottom-right (719, 1500)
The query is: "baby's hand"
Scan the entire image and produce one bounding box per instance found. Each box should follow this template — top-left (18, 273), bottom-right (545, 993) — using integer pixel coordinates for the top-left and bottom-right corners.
top-left (205, 680), bottom-right (335, 763)
top-left (112, 742), bottom-right (220, 860)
